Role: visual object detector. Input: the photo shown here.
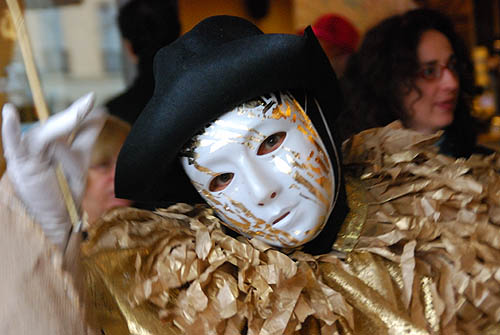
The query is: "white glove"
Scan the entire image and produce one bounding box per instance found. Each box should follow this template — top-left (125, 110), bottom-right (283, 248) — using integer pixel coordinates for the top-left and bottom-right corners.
top-left (2, 93), bottom-right (106, 249)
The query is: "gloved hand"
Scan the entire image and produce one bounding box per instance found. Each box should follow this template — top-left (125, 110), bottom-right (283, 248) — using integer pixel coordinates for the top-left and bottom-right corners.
top-left (2, 93), bottom-right (106, 249)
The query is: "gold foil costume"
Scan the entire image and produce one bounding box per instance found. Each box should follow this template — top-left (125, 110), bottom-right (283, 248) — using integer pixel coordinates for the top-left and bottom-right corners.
top-left (81, 122), bottom-right (500, 335)
top-left (2, 123), bottom-right (500, 334)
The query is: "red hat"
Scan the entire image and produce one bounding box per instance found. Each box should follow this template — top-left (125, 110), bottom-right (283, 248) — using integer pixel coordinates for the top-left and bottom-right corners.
top-left (311, 14), bottom-right (359, 53)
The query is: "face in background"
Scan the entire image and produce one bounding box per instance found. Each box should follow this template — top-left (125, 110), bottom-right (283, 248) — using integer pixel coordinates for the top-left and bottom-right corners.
top-left (181, 92), bottom-right (336, 248)
top-left (403, 29), bottom-right (459, 134)
top-left (82, 117), bottom-right (133, 225)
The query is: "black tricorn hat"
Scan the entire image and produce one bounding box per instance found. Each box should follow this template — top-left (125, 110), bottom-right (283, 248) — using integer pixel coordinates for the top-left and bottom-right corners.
top-left (115, 16), bottom-right (349, 252)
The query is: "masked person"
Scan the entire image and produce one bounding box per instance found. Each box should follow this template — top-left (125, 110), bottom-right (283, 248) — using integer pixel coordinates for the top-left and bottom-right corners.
top-left (2, 16), bottom-right (500, 335)
top-left (87, 16), bottom-right (500, 334)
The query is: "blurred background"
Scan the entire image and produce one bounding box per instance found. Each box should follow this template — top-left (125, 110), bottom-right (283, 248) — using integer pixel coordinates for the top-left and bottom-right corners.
top-left (1, 0), bottom-right (500, 174)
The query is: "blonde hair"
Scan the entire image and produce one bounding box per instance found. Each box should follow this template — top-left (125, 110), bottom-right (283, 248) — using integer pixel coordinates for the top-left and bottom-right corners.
top-left (91, 115), bottom-right (131, 167)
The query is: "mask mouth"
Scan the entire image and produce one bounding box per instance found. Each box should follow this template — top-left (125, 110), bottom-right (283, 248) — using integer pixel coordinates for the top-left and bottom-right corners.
top-left (272, 211), bottom-right (290, 225)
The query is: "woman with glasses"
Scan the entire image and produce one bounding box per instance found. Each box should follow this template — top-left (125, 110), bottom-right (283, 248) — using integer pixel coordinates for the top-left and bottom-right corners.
top-left (338, 8), bottom-right (488, 157)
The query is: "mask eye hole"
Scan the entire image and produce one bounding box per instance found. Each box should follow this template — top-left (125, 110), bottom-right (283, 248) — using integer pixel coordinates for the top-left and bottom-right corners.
top-left (209, 173), bottom-right (234, 192)
top-left (257, 132), bottom-right (286, 156)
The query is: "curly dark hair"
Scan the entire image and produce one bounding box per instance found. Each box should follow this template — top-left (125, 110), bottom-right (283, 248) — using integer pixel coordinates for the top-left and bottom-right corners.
top-left (338, 8), bottom-right (477, 157)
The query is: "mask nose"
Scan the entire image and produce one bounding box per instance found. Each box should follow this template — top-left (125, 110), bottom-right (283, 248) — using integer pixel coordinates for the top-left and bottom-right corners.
top-left (258, 191), bottom-right (277, 206)
top-left (240, 154), bottom-right (281, 206)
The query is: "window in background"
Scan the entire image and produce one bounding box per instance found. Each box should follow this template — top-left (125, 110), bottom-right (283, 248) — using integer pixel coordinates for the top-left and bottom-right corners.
top-left (98, 2), bottom-right (122, 74)
top-left (7, 0), bottom-right (127, 115)
top-left (38, 8), bottom-right (68, 74)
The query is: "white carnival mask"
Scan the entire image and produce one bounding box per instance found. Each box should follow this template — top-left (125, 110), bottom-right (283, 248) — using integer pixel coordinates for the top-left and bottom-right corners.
top-left (180, 92), bottom-right (336, 248)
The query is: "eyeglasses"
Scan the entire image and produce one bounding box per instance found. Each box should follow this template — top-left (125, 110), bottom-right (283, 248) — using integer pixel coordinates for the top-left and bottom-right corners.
top-left (418, 58), bottom-right (460, 81)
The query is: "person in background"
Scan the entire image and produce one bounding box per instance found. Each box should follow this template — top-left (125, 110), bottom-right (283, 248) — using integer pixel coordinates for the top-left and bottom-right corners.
top-left (338, 8), bottom-right (490, 158)
top-left (304, 13), bottom-right (359, 76)
top-left (105, 0), bottom-right (180, 124)
top-left (81, 115), bottom-right (132, 226)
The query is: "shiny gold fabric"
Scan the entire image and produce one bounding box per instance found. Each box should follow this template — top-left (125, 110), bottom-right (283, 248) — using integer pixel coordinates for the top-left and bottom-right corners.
top-left (342, 121), bottom-right (500, 334)
top-left (82, 122), bottom-right (500, 334)
top-left (82, 205), bottom-right (356, 334)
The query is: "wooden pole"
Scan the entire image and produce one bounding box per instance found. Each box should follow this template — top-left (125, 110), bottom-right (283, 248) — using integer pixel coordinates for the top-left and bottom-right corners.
top-left (6, 0), bottom-right (80, 231)
top-left (5, 0), bottom-right (49, 120)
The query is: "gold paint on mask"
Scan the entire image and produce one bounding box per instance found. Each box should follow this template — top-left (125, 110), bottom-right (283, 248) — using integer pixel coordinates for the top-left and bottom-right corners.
top-left (191, 180), bottom-right (204, 191)
top-left (248, 127), bottom-right (265, 136)
top-left (243, 142), bottom-right (255, 150)
top-left (247, 110), bottom-right (260, 119)
top-left (283, 150), bottom-right (330, 199)
top-left (193, 162), bottom-right (218, 177)
top-left (241, 134), bottom-right (264, 151)
top-left (221, 195), bottom-right (302, 247)
top-left (237, 105), bottom-right (260, 118)
top-left (200, 189), bottom-right (226, 210)
top-left (256, 227), bottom-right (301, 247)
top-left (307, 164), bottom-right (322, 176)
top-left (256, 231), bottom-right (289, 247)
top-left (228, 198), bottom-right (266, 228)
top-left (225, 215), bottom-right (253, 232)
top-left (302, 215), bottom-right (326, 239)
top-left (181, 137), bottom-right (200, 164)
top-left (319, 176), bottom-right (334, 201)
top-left (200, 192), bottom-right (255, 231)
top-left (298, 192), bottom-right (315, 203)
top-left (275, 230), bottom-right (302, 247)
top-left (283, 148), bottom-right (301, 161)
top-left (287, 155), bottom-right (309, 175)
top-left (271, 123), bottom-right (333, 211)
top-left (221, 218), bottom-right (292, 246)
top-left (244, 135), bottom-right (264, 144)
top-left (314, 156), bottom-right (329, 176)
top-left (292, 99), bottom-right (319, 139)
top-left (212, 191), bottom-right (315, 247)
top-left (305, 171), bottom-right (316, 181)
top-left (241, 97), bottom-right (266, 109)
top-left (312, 139), bottom-right (331, 171)
top-left (285, 152), bottom-right (312, 176)
top-left (296, 124), bottom-right (309, 140)
top-left (294, 172), bottom-right (330, 207)
top-left (200, 189), bottom-right (252, 232)
top-left (285, 102), bottom-right (292, 117)
top-left (270, 103), bottom-right (289, 121)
